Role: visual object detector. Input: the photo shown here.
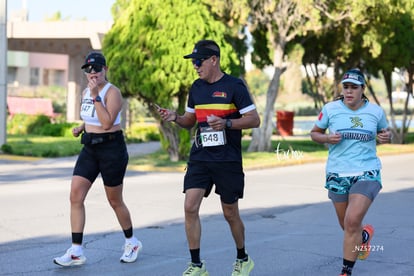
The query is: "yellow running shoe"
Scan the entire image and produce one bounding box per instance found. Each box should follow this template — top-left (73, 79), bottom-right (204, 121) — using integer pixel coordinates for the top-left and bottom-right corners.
top-left (358, 224), bottom-right (374, 260)
top-left (182, 261), bottom-right (209, 276)
top-left (231, 256), bottom-right (254, 276)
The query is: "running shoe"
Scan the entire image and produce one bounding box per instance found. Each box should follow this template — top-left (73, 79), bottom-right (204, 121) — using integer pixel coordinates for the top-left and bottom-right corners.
top-left (120, 239), bottom-right (143, 263)
top-left (53, 247), bottom-right (86, 267)
top-left (358, 224), bottom-right (374, 260)
top-left (231, 256), bottom-right (254, 276)
top-left (339, 272), bottom-right (351, 276)
top-left (182, 261), bottom-right (209, 276)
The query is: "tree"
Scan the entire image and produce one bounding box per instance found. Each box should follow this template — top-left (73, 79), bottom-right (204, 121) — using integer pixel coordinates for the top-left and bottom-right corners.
top-left (299, 0), bottom-right (414, 143)
top-left (358, 0), bottom-right (414, 143)
top-left (201, 0), bottom-right (250, 74)
top-left (298, 1), bottom-right (371, 107)
top-left (246, 0), bottom-right (341, 152)
top-left (103, 0), bottom-right (240, 161)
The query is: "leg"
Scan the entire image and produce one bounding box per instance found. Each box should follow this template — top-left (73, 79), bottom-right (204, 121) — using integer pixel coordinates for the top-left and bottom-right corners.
top-left (53, 176), bottom-right (91, 266)
top-left (104, 184), bottom-right (133, 231)
top-left (343, 193), bottom-right (372, 261)
top-left (105, 184), bottom-right (142, 263)
top-left (182, 189), bottom-right (209, 274)
top-left (221, 201), bottom-right (245, 249)
top-left (332, 201), bottom-right (348, 230)
top-left (223, 201), bottom-right (255, 275)
top-left (54, 149), bottom-right (96, 267)
top-left (70, 175), bottom-right (92, 235)
top-left (329, 178), bottom-right (380, 275)
top-left (184, 188), bottom-right (205, 250)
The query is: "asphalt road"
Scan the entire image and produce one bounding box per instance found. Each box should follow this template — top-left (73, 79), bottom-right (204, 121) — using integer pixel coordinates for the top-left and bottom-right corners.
top-left (0, 151), bottom-right (413, 275)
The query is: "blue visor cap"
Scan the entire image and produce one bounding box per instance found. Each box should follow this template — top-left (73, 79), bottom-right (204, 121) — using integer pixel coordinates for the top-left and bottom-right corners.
top-left (341, 72), bottom-right (365, 85)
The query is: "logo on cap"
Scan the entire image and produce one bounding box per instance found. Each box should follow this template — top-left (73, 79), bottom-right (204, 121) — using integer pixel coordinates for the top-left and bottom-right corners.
top-left (341, 72), bottom-right (365, 85)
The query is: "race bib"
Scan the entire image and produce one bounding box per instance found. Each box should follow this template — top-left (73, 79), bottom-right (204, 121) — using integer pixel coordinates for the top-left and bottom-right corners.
top-left (80, 102), bottom-right (95, 118)
top-left (200, 127), bottom-right (226, 147)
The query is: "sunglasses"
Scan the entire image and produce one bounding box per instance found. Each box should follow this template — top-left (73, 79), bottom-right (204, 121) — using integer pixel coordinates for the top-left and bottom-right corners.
top-left (83, 64), bottom-right (104, 74)
top-left (191, 57), bottom-right (211, 67)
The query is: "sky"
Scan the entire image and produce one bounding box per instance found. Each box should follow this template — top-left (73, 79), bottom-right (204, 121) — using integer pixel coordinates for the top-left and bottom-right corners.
top-left (7, 0), bottom-right (116, 21)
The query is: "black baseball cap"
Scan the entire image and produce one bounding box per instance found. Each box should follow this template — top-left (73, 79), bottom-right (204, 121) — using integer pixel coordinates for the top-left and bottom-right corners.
top-left (81, 52), bottom-right (106, 69)
top-left (183, 40), bottom-right (220, 59)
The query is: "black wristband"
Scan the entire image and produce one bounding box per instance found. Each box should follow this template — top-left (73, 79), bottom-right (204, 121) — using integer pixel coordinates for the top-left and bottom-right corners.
top-left (225, 119), bottom-right (232, 129)
top-left (173, 112), bottom-right (178, 122)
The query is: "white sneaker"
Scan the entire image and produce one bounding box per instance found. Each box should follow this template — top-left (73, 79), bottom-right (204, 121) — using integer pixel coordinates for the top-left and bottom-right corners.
top-left (53, 247), bottom-right (86, 267)
top-left (120, 239), bottom-right (142, 263)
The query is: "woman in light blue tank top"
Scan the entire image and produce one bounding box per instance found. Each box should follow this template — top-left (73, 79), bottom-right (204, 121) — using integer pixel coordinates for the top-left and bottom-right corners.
top-left (310, 69), bottom-right (392, 275)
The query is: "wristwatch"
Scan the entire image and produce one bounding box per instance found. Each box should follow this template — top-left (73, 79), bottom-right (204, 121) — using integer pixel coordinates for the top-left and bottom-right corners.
top-left (93, 96), bottom-right (102, 103)
top-left (225, 119), bottom-right (232, 129)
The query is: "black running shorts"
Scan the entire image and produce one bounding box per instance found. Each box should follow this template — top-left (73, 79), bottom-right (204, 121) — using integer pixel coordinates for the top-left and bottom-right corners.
top-left (183, 161), bottom-right (245, 204)
top-left (73, 131), bottom-right (128, 187)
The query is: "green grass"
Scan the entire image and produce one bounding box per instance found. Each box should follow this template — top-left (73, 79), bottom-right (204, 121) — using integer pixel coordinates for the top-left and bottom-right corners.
top-left (129, 135), bottom-right (414, 171)
top-left (3, 134), bottom-right (414, 171)
top-left (2, 135), bottom-right (83, 157)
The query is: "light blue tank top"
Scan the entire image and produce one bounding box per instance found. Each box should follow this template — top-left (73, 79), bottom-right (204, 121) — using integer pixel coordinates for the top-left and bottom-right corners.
top-left (80, 82), bottom-right (121, 126)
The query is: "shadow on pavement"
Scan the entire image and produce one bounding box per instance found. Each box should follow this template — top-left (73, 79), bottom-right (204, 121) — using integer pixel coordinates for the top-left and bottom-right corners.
top-left (1, 188), bottom-right (413, 276)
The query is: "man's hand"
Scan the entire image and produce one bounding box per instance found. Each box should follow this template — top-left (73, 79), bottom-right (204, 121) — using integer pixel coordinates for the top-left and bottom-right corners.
top-left (154, 104), bottom-right (177, 122)
top-left (207, 115), bottom-right (225, 130)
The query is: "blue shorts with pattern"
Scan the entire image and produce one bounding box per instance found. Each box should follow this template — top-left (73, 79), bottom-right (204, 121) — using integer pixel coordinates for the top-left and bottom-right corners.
top-left (325, 170), bottom-right (382, 195)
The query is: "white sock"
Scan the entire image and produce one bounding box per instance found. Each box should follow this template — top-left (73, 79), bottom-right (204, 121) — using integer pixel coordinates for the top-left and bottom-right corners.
top-left (125, 236), bottom-right (138, 243)
top-left (71, 244), bottom-right (83, 255)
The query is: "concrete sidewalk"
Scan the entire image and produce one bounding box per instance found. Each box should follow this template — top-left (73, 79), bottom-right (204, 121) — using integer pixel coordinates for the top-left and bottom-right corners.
top-left (126, 141), bottom-right (161, 157)
top-left (0, 152), bottom-right (413, 275)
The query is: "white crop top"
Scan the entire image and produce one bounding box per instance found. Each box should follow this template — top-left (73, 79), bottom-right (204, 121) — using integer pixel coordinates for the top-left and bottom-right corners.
top-left (80, 82), bottom-right (121, 126)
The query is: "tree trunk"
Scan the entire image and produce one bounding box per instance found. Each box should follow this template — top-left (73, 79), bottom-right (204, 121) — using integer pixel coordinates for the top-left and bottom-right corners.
top-left (248, 47), bottom-right (285, 152)
top-left (383, 71), bottom-right (406, 144)
top-left (401, 66), bottom-right (414, 144)
top-left (159, 120), bottom-right (180, 162)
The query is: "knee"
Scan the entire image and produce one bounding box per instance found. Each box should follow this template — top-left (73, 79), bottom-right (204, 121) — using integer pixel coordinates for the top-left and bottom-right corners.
top-left (223, 210), bottom-right (233, 221)
top-left (70, 177), bottom-right (90, 206)
top-left (344, 216), bottom-right (361, 233)
top-left (222, 207), bottom-right (239, 223)
top-left (107, 197), bottom-right (124, 210)
top-left (184, 202), bottom-right (198, 217)
top-left (70, 190), bottom-right (85, 206)
top-left (184, 191), bottom-right (203, 219)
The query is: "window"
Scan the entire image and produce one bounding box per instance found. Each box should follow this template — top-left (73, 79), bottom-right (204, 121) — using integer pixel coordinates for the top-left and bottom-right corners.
top-left (30, 68), bottom-right (40, 85)
top-left (7, 67), bottom-right (17, 84)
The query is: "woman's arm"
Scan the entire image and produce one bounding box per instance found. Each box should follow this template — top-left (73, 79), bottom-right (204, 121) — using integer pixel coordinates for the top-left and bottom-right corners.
top-left (94, 86), bottom-right (123, 130)
top-left (310, 125), bottom-right (342, 145)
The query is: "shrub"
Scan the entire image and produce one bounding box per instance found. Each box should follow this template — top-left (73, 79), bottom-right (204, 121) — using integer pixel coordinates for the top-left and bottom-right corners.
top-left (1, 143), bottom-right (12, 154)
top-left (125, 123), bottom-right (160, 143)
top-left (7, 114), bottom-right (51, 135)
top-left (3, 135), bottom-right (82, 157)
top-left (26, 115), bottom-right (51, 134)
top-left (178, 128), bottom-right (191, 159)
top-left (37, 122), bottom-right (78, 137)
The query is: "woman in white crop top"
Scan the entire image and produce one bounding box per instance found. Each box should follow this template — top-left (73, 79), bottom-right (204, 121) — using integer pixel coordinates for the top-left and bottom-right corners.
top-left (54, 52), bottom-right (142, 267)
